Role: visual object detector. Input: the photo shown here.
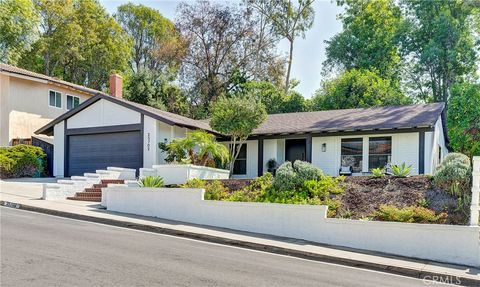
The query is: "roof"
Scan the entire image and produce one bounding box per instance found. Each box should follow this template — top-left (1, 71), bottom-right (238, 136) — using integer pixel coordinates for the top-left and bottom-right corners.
top-left (0, 63), bottom-right (103, 95)
top-left (36, 93), bottom-right (445, 139)
top-left (252, 103), bottom-right (446, 136)
top-left (35, 94), bottom-right (219, 136)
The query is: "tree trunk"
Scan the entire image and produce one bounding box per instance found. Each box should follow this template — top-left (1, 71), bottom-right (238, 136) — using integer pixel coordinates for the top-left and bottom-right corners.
top-left (285, 40), bottom-right (294, 94)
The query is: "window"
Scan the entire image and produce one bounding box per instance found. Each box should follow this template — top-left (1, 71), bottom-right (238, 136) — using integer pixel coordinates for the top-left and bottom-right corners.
top-left (49, 90), bottom-right (61, 108)
top-left (369, 137), bottom-right (392, 169)
top-left (233, 144), bottom-right (247, 175)
top-left (67, 95), bottom-right (80, 110)
top-left (341, 138), bottom-right (363, 172)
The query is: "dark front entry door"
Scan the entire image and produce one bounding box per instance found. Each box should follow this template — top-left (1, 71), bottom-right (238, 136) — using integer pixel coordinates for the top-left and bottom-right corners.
top-left (67, 131), bottom-right (142, 176)
top-left (285, 139), bottom-right (306, 162)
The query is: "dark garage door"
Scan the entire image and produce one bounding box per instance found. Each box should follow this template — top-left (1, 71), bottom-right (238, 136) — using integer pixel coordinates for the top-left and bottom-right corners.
top-left (67, 131), bottom-right (142, 176)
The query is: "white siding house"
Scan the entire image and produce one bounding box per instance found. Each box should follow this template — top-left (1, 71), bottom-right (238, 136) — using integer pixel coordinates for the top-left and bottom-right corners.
top-left (36, 94), bottom-right (448, 178)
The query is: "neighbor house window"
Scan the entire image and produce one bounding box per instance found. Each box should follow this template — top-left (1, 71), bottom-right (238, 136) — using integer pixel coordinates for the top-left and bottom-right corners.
top-left (369, 137), bottom-right (392, 169)
top-left (67, 95), bottom-right (80, 110)
top-left (49, 90), bottom-right (61, 108)
top-left (341, 138), bottom-right (363, 173)
top-left (233, 144), bottom-right (247, 175)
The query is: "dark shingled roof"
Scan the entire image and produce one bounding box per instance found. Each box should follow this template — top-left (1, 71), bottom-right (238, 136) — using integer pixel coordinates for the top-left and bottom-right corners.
top-left (36, 93), bottom-right (445, 138)
top-left (251, 103), bottom-right (445, 135)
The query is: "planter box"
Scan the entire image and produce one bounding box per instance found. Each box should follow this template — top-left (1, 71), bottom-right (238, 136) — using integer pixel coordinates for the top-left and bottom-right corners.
top-left (139, 164), bottom-right (229, 185)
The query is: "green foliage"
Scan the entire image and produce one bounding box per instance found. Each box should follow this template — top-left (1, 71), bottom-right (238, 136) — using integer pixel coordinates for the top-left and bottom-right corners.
top-left (0, 145), bottom-right (46, 178)
top-left (447, 83), bottom-right (480, 157)
top-left (371, 168), bottom-right (385, 177)
top-left (18, 0), bottom-right (132, 91)
top-left (324, 0), bottom-right (403, 80)
top-left (0, 0), bottom-right (39, 64)
top-left (374, 205), bottom-right (447, 224)
top-left (391, 163), bottom-right (412, 177)
top-left (182, 179), bottom-right (229, 201)
top-left (312, 69), bottom-right (410, 111)
top-left (227, 173), bottom-right (273, 202)
top-left (273, 160), bottom-right (324, 192)
top-left (161, 130), bottom-right (229, 167)
top-left (210, 96), bottom-right (267, 174)
top-left (400, 0), bottom-right (478, 103)
top-left (139, 176), bottom-right (164, 188)
top-left (434, 153), bottom-right (471, 197)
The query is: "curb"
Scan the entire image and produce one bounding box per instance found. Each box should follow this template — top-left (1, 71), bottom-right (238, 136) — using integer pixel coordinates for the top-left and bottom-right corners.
top-left (2, 200), bottom-right (478, 286)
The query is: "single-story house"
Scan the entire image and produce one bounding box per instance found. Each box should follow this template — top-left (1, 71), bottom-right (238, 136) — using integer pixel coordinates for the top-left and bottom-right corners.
top-left (35, 93), bottom-right (448, 178)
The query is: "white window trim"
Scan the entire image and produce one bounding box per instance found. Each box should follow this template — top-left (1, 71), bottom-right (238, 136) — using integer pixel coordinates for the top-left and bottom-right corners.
top-left (66, 94), bottom-right (80, 110)
top-left (48, 89), bottom-right (62, 109)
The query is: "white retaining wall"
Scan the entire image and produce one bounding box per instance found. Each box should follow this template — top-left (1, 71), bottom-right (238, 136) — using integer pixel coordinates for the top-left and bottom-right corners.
top-left (139, 164), bottom-right (229, 185)
top-left (105, 187), bottom-right (480, 267)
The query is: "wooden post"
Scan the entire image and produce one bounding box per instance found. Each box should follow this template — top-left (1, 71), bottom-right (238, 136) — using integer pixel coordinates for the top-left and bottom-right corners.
top-left (470, 156), bottom-right (480, 226)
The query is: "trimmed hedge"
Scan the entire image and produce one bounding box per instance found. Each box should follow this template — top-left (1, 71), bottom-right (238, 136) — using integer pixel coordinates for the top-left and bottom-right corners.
top-left (0, 145), bottom-right (46, 178)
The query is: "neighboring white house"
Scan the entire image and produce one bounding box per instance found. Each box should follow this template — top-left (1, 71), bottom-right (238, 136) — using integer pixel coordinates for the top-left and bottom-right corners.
top-left (35, 93), bottom-right (448, 178)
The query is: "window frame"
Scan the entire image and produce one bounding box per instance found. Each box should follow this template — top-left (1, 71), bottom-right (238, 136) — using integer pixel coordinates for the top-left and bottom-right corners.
top-left (48, 90), bottom-right (62, 109)
top-left (368, 136), bottom-right (392, 170)
top-left (340, 138), bottom-right (364, 173)
top-left (66, 94), bottom-right (80, 110)
top-left (232, 144), bottom-right (247, 175)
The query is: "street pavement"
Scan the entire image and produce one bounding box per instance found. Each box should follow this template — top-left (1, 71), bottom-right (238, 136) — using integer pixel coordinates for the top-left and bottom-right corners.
top-left (1, 207), bottom-right (455, 287)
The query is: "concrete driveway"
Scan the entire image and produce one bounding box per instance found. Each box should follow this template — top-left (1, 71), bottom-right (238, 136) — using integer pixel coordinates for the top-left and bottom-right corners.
top-left (0, 177), bottom-right (58, 199)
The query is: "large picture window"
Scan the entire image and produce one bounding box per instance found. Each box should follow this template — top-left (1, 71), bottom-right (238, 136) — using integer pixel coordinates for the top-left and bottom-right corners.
top-left (49, 90), bottom-right (61, 108)
top-left (369, 137), bottom-right (391, 169)
top-left (233, 144), bottom-right (247, 175)
top-left (341, 138), bottom-right (363, 173)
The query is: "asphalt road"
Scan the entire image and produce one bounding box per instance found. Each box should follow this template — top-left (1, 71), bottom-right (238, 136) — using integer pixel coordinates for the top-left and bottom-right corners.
top-left (1, 207), bottom-right (449, 287)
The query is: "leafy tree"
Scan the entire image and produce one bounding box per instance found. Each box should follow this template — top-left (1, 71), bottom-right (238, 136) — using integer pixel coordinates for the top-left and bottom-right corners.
top-left (18, 0), bottom-right (132, 90)
top-left (115, 3), bottom-right (185, 74)
top-left (324, 0), bottom-right (403, 81)
top-left (400, 0), bottom-right (479, 104)
top-left (0, 0), bottom-right (39, 64)
top-left (249, 0), bottom-right (315, 93)
top-left (210, 96), bottom-right (267, 175)
top-left (311, 69), bottom-right (411, 110)
top-left (124, 71), bottom-right (156, 105)
top-left (447, 83), bottom-right (480, 158)
top-left (176, 1), bottom-right (282, 115)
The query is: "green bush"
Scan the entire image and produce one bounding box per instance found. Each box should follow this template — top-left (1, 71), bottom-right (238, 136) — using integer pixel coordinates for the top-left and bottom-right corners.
top-left (374, 205), bottom-right (447, 224)
top-left (273, 160), bottom-right (323, 191)
top-left (139, 176), bottom-right (164, 188)
top-left (391, 163), bottom-right (412, 177)
top-left (434, 153), bottom-right (471, 197)
top-left (182, 179), bottom-right (229, 200)
top-left (0, 145), bottom-right (46, 178)
top-left (227, 173), bottom-right (273, 202)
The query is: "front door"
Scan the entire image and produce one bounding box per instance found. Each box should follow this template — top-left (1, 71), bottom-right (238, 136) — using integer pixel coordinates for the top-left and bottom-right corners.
top-left (285, 139), bottom-right (306, 162)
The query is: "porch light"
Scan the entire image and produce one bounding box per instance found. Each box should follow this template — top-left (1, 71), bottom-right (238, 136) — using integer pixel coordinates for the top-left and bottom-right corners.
top-left (322, 143), bottom-right (327, 152)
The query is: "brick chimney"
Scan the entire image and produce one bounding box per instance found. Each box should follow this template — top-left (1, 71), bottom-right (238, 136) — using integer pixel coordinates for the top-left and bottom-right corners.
top-left (109, 74), bottom-right (123, 98)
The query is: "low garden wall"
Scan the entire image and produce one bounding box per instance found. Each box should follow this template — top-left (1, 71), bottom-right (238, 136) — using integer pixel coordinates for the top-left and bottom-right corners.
top-left (139, 164), bottom-right (230, 185)
top-left (104, 187), bottom-right (480, 267)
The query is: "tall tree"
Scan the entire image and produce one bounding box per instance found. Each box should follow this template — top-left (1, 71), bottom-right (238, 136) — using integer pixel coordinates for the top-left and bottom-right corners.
top-left (324, 0), bottom-right (403, 81)
top-left (311, 68), bottom-right (411, 110)
top-left (249, 0), bottom-right (315, 93)
top-left (0, 0), bottom-right (39, 64)
top-left (18, 0), bottom-right (131, 90)
top-left (115, 3), bottom-right (185, 74)
top-left (400, 0), bottom-right (479, 104)
top-left (176, 0), bottom-right (282, 117)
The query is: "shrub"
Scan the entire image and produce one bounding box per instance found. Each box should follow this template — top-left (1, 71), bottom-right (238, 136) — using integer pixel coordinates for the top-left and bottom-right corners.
top-left (370, 167), bottom-right (384, 177)
top-left (139, 176), bottom-right (164, 188)
top-left (391, 163), bottom-right (412, 177)
top-left (0, 145), bottom-right (46, 178)
top-left (182, 179), bottom-right (229, 201)
top-left (374, 205), bottom-right (447, 224)
top-left (228, 173), bottom-right (273, 202)
top-left (273, 160), bottom-right (323, 191)
top-left (434, 153), bottom-right (471, 197)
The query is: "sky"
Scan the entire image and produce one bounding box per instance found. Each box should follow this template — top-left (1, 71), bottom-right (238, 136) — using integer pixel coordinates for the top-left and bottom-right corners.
top-left (99, 0), bottom-right (343, 98)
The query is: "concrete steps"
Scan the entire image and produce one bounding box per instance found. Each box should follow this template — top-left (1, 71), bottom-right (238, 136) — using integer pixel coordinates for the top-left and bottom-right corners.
top-left (67, 180), bottom-right (125, 202)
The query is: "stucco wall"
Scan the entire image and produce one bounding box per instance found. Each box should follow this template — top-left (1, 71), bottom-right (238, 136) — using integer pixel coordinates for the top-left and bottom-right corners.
top-left (53, 121), bottom-right (64, 177)
top-left (1, 74), bottom-right (92, 145)
top-left (106, 187), bottom-right (480, 267)
top-left (425, 117), bottom-right (448, 174)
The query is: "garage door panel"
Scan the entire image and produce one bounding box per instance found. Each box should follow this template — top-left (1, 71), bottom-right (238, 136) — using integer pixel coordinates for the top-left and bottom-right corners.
top-left (67, 131), bottom-right (142, 176)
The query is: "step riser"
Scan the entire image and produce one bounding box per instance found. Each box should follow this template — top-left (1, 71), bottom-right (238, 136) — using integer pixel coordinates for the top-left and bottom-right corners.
top-left (66, 179), bottom-right (125, 202)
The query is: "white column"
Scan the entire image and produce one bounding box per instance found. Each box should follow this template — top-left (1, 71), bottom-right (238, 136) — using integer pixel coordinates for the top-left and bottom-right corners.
top-left (470, 156), bottom-right (480, 226)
